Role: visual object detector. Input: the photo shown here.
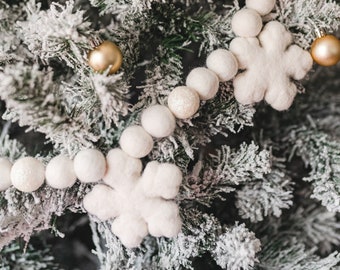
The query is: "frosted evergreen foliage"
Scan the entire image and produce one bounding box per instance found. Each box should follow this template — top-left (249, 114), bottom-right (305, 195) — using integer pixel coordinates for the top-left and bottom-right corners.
top-left (286, 126), bottom-right (340, 212)
top-left (0, 133), bottom-right (26, 161)
top-left (0, 182), bottom-right (88, 249)
top-left (17, 0), bottom-right (96, 68)
top-left (212, 223), bottom-right (261, 270)
top-left (258, 238), bottom-right (340, 270)
top-left (275, 0), bottom-right (340, 49)
top-left (154, 211), bottom-right (222, 269)
top-left (286, 204), bottom-right (340, 254)
top-left (0, 63), bottom-right (97, 151)
top-left (0, 242), bottom-right (61, 270)
top-left (255, 204), bottom-right (340, 269)
top-left (181, 142), bottom-right (271, 205)
top-left (91, 209), bottom-right (261, 270)
top-left (0, 0), bottom-right (340, 268)
top-left (236, 160), bottom-right (293, 222)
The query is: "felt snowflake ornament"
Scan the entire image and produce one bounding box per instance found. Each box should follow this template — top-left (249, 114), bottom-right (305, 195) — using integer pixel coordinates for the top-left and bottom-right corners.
top-left (83, 148), bottom-right (183, 248)
top-left (230, 5), bottom-right (313, 111)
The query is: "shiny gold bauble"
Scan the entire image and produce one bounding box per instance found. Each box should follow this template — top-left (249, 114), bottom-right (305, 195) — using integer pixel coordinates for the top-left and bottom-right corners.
top-left (311, 34), bottom-right (340, 66)
top-left (87, 40), bottom-right (123, 74)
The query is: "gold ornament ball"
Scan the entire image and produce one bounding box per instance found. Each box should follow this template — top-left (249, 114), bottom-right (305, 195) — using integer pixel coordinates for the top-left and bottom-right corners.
top-left (311, 34), bottom-right (340, 66)
top-left (88, 40), bottom-right (123, 74)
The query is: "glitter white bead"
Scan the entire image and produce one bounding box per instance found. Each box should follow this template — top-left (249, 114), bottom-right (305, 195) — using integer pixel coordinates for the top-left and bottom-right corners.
top-left (0, 158), bottom-right (12, 191)
top-left (167, 86), bottom-right (200, 119)
top-left (11, 157), bottom-right (45, 192)
top-left (119, 125), bottom-right (154, 158)
top-left (232, 9), bottom-right (263, 37)
top-left (141, 105), bottom-right (176, 138)
top-left (46, 155), bottom-right (77, 189)
top-left (74, 149), bottom-right (106, 183)
top-left (206, 49), bottom-right (239, 82)
top-left (246, 0), bottom-right (275, 15)
top-left (186, 67), bottom-right (219, 100)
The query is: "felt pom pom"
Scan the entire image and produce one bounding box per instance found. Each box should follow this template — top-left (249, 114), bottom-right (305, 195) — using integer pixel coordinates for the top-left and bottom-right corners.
top-left (206, 49), bottom-right (238, 82)
top-left (83, 184), bottom-right (120, 221)
top-left (141, 105), bottom-right (176, 138)
top-left (0, 158), bottom-right (12, 191)
top-left (145, 200), bottom-right (182, 237)
top-left (246, 0), bottom-right (275, 16)
top-left (111, 214), bottom-right (148, 248)
top-left (186, 67), bottom-right (219, 100)
top-left (11, 157), bottom-right (45, 192)
top-left (103, 148), bottom-right (142, 190)
top-left (119, 125), bottom-right (154, 158)
top-left (46, 155), bottom-right (77, 189)
top-left (141, 161), bottom-right (182, 199)
top-left (167, 86), bottom-right (200, 119)
top-left (232, 9), bottom-right (263, 37)
top-left (74, 149), bottom-right (106, 183)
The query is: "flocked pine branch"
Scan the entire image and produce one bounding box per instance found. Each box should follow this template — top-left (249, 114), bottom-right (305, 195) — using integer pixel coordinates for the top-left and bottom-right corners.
top-left (258, 237), bottom-right (340, 270)
top-left (212, 223), bottom-right (261, 270)
top-left (236, 158), bottom-right (294, 222)
top-left (151, 86), bottom-right (255, 166)
top-left (0, 126), bottom-right (88, 250)
top-left (283, 204), bottom-right (340, 254)
top-left (285, 125), bottom-right (340, 212)
top-left (180, 141), bottom-right (271, 206)
top-left (17, 0), bottom-right (96, 69)
top-left (0, 63), bottom-right (98, 152)
top-left (274, 0), bottom-right (340, 49)
top-left (0, 241), bottom-right (61, 270)
top-left (254, 203), bottom-right (340, 269)
top-left (0, 0), bottom-right (132, 153)
top-left (91, 208), bottom-right (261, 270)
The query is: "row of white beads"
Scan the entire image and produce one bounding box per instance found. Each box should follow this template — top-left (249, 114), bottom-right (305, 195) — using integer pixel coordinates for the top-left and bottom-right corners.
top-left (119, 48), bottom-right (238, 159)
top-left (0, 49), bottom-right (239, 193)
top-left (0, 46), bottom-right (240, 193)
top-left (0, 149), bottom-right (107, 192)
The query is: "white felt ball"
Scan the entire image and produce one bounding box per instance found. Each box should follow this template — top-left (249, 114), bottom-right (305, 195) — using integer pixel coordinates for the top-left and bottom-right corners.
top-left (0, 158), bottom-right (12, 191)
top-left (119, 125), bottom-right (154, 158)
top-left (232, 9), bottom-right (263, 37)
top-left (74, 149), bottom-right (106, 183)
top-left (206, 49), bottom-right (239, 82)
top-left (147, 200), bottom-right (182, 238)
top-left (142, 161), bottom-right (182, 199)
top-left (46, 155), bottom-right (77, 189)
top-left (11, 157), bottom-right (45, 192)
top-left (103, 148), bottom-right (142, 191)
top-left (141, 105), bottom-right (176, 138)
top-left (83, 184), bottom-right (120, 221)
top-left (186, 67), bottom-right (219, 100)
top-left (167, 86), bottom-right (200, 119)
top-left (111, 214), bottom-right (148, 248)
top-left (246, 0), bottom-right (276, 15)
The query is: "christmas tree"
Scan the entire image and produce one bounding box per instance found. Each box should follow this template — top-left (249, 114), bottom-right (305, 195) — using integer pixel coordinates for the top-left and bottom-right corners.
top-left (1, 0), bottom-right (340, 269)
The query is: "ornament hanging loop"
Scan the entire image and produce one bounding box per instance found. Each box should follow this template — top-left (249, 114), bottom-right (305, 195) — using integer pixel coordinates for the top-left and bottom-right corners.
top-left (314, 28), bottom-right (326, 39)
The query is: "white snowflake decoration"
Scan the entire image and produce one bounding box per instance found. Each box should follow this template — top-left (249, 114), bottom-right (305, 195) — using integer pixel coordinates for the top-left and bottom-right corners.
top-left (83, 148), bottom-right (182, 248)
top-left (230, 21), bottom-right (313, 111)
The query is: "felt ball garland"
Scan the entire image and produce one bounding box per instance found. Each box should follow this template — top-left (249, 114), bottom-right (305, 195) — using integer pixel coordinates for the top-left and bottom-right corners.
top-left (0, 0), bottom-right (332, 248)
top-left (0, 42), bottom-right (237, 247)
